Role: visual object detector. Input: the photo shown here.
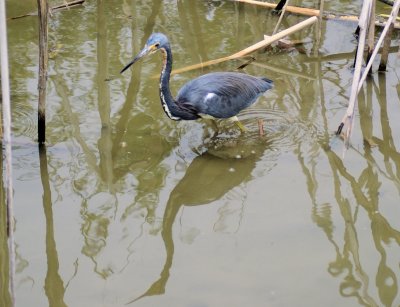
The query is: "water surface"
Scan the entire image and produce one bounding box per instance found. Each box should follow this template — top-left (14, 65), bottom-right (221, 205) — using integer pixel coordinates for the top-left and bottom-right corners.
top-left (2, 1), bottom-right (400, 306)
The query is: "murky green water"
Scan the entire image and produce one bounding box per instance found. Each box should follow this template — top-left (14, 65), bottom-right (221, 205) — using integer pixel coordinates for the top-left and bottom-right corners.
top-left (2, 1), bottom-right (400, 306)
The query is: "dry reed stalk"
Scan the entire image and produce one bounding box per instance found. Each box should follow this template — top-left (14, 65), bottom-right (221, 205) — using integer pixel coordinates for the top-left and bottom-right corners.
top-left (235, 0), bottom-right (400, 29)
top-left (337, 0), bottom-right (400, 144)
top-left (336, 0), bottom-right (373, 142)
top-left (0, 0), bottom-right (16, 305)
top-left (272, 0), bottom-right (290, 34)
top-left (37, 0), bottom-right (49, 144)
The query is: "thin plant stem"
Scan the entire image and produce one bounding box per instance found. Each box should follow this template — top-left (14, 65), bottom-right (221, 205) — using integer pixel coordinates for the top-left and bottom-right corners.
top-left (0, 0), bottom-right (16, 305)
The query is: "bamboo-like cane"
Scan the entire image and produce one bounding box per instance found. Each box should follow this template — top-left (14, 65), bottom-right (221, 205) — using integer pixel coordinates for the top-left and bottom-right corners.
top-left (171, 16), bottom-right (318, 75)
top-left (0, 0), bottom-right (16, 305)
top-left (37, 0), bottom-right (49, 144)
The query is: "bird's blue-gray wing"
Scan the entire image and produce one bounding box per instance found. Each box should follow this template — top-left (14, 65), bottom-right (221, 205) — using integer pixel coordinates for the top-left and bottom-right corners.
top-left (176, 72), bottom-right (273, 119)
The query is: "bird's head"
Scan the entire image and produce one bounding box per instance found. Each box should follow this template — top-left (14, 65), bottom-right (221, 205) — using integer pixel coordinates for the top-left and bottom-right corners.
top-left (120, 33), bottom-right (169, 74)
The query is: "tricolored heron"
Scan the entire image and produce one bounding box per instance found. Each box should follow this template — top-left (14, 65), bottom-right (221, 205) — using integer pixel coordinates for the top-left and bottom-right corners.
top-left (121, 33), bottom-right (273, 133)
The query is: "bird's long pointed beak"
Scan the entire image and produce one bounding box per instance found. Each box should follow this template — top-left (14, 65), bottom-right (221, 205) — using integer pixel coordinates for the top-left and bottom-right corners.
top-left (120, 46), bottom-right (150, 74)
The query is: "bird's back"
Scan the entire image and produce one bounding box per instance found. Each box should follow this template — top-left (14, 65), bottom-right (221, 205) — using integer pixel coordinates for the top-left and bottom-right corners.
top-left (176, 72), bottom-right (273, 119)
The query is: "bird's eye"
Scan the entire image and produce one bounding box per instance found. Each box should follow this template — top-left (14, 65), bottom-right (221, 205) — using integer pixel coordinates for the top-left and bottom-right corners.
top-left (154, 43), bottom-right (160, 48)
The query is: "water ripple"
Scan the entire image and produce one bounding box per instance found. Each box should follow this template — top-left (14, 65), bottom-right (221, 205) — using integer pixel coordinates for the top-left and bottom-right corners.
top-left (12, 103), bottom-right (37, 140)
top-left (176, 106), bottom-right (318, 163)
top-left (204, 107), bottom-right (318, 158)
top-left (244, 107), bottom-right (316, 144)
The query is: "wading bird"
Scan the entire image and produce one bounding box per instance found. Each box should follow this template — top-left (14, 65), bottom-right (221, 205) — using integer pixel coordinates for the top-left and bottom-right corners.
top-left (121, 33), bottom-right (273, 134)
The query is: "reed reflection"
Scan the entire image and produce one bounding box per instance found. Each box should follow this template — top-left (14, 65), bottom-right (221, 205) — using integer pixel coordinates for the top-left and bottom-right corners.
top-left (78, 0), bottom-right (173, 276)
top-left (374, 73), bottom-right (400, 185)
top-left (39, 145), bottom-right (68, 307)
top-left (0, 154), bottom-right (12, 307)
top-left (96, 0), bottom-right (114, 191)
top-left (296, 51), bottom-right (400, 306)
top-left (177, 0), bottom-right (207, 64)
top-left (112, 0), bottom-right (172, 227)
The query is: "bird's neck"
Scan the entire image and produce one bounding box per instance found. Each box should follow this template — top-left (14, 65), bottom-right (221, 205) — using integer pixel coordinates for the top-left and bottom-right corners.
top-left (159, 47), bottom-right (181, 120)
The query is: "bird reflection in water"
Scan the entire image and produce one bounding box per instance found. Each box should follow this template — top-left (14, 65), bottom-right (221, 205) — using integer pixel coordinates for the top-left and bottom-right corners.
top-left (128, 134), bottom-right (273, 303)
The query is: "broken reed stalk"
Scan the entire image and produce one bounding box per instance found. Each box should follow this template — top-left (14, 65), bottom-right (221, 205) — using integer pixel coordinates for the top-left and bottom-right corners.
top-left (336, 0), bottom-right (373, 141)
top-left (37, 0), bottom-right (49, 144)
top-left (0, 0), bottom-right (16, 305)
top-left (272, 0), bottom-right (289, 35)
top-left (235, 0), bottom-right (400, 29)
top-left (171, 16), bottom-right (318, 75)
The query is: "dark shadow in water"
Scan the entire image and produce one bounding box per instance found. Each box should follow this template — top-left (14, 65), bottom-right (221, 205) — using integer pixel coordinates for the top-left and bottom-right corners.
top-left (128, 139), bottom-right (267, 303)
top-left (0, 151), bottom-right (12, 307)
top-left (39, 145), bottom-right (68, 307)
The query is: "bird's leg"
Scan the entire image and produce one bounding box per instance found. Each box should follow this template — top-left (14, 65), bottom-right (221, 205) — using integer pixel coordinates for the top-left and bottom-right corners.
top-left (210, 119), bottom-right (219, 131)
top-left (229, 116), bottom-right (247, 133)
top-left (201, 118), bottom-right (219, 138)
top-left (258, 119), bottom-right (264, 136)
